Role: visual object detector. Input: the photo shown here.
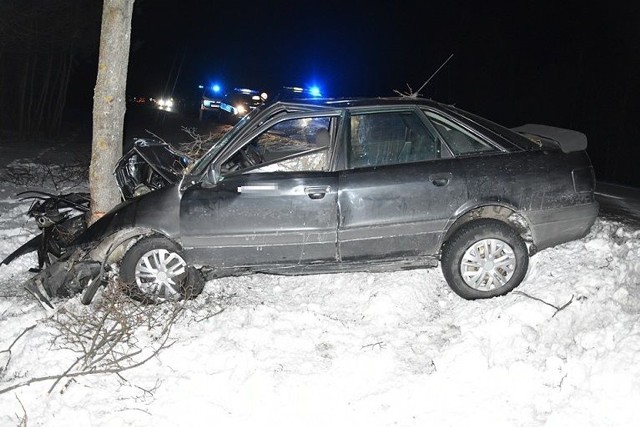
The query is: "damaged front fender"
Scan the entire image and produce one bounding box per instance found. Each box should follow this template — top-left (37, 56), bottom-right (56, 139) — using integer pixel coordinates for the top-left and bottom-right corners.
top-left (3, 138), bottom-right (194, 306)
top-left (23, 246), bottom-right (105, 309)
top-left (1, 191), bottom-right (89, 270)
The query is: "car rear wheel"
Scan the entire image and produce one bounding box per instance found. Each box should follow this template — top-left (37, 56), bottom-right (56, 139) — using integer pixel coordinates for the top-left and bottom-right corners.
top-left (441, 219), bottom-right (528, 299)
top-left (120, 235), bottom-right (204, 303)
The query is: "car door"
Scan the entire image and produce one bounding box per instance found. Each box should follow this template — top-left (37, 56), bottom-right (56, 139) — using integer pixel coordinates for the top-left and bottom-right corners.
top-left (337, 108), bottom-right (468, 260)
top-left (180, 114), bottom-right (339, 267)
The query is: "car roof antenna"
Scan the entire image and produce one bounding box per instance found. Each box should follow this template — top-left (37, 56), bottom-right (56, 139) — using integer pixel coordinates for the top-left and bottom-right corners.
top-left (394, 53), bottom-right (454, 98)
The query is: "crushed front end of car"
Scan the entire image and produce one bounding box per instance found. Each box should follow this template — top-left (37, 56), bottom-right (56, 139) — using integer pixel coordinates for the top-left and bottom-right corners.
top-left (115, 138), bottom-right (192, 199)
top-left (1, 191), bottom-right (90, 271)
top-left (2, 138), bottom-right (193, 307)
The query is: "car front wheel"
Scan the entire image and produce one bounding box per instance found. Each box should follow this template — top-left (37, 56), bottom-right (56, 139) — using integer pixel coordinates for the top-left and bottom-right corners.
top-left (441, 219), bottom-right (528, 300)
top-left (120, 235), bottom-right (204, 303)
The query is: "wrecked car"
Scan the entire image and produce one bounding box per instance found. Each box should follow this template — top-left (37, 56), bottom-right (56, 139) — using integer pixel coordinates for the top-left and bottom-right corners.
top-left (5, 97), bottom-right (599, 305)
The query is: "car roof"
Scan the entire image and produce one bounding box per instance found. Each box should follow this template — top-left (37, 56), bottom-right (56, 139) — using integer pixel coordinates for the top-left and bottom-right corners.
top-left (273, 96), bottom-right (445, 110)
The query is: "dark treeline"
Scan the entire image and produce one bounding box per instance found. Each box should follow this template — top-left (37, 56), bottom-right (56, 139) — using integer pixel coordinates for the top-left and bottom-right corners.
top-left (0, 0), bottom-right (101, 138)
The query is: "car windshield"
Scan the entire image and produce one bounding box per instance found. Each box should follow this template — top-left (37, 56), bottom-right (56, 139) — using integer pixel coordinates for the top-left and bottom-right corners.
top-left (188, 110), bottom-right (258, 177)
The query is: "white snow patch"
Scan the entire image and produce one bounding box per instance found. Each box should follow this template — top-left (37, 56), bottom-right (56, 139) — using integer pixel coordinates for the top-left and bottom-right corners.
top-left (1, 152), bottom-right (639, 426)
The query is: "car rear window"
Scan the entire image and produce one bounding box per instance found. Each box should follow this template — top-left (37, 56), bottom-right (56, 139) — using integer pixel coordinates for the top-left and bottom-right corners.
top-left (444, 106), bottom-right (545, 150)
top-left (424, 112), bottom-right (498, 156)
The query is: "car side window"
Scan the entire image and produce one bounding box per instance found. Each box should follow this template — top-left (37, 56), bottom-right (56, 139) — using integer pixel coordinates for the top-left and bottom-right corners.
top-left (347, 111), bottom-right (441, 169)
top-left (221, 116), bottom-right (331, 175)
top-left (424, 112), bottom-right (498, 156)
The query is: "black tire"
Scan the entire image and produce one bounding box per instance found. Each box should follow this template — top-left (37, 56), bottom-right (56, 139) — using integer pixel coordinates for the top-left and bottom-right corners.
top-left (120, 235), bottom-right (205, 303)
top-left (441, 219), bottom-right (528, 300)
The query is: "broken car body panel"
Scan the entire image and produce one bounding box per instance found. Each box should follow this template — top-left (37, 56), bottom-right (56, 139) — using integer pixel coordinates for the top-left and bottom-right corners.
top-left (115, 138), bottom-right (191, 199)
top-left (1, 191), bottom-right (89, 269)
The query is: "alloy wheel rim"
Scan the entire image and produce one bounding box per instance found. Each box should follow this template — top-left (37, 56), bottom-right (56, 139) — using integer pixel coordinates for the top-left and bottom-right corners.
top-left (134, 248), bottom-right (187, 300)
top-left (460, 238), bottom-right (516, 291)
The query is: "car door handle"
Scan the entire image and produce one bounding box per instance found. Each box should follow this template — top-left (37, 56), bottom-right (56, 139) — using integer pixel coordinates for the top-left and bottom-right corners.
top-left (304, 186), bottom-right (331, 200)
top-left (429, 173), bottom-right (451, 187)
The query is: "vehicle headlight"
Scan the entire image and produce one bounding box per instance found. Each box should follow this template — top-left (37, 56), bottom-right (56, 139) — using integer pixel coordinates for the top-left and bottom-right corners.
top-left (158, 99), bottom-right (166, 107)
top-left (166, 99), bottom-right (174, 108)
top-left (235, 104), bottom-right (247, 115)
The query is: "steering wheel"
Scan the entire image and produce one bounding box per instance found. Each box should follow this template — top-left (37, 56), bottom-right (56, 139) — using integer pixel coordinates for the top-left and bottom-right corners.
top-left (240, 144), bottom-right (264, 168)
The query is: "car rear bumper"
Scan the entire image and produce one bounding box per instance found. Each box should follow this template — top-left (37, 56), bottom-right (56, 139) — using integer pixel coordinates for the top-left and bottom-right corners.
top-left (525, 201), bottom-right (599, 252)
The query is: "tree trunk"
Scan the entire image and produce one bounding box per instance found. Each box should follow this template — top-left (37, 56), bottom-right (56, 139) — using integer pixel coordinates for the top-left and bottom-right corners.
top-left (89, 0), bottom-right (135, 224)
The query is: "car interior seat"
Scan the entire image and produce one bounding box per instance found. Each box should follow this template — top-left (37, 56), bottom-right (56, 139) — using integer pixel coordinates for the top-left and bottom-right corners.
top-left (314, 128), bottom-right (330, 146)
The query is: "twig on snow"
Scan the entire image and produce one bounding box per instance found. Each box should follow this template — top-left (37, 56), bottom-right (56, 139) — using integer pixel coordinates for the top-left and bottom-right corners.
top-left (0, 324), bottom-right (38, 376)
top-left (361, 341), bottom-right (385, 351)
top-left (15, 395), bottom-right (27, 427)
top-left (513, 291), bottom-right (574, 317)
top-left (0, 329), bottom-right (175, 395)
top-left (0, 284), bottom-right (184, 396)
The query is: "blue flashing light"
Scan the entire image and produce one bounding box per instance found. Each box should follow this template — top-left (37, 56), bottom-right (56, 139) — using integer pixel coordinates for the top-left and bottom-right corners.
top-left (309, 86), bottom-right (322, 97)
top-left (212, 84), bottom-right (221, 93)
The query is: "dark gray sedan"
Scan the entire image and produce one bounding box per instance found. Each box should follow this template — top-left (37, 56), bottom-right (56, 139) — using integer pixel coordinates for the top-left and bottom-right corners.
top-left (83, 97), bottom-right (598, 302)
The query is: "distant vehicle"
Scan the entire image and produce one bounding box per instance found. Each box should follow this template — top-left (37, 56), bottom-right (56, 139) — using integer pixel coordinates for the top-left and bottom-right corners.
top-left (153, 96), bottom-right (176, 112)
top-left (269, 86), bottom-right (323, 103)
top-left (219, 88), bottom-right (267, 121)
top-left (47, 96), bottom-right (596, 304)
top-left (128, 96), bottom-right (148, 105)
top-left (199, 85), bottom-right (224, 121)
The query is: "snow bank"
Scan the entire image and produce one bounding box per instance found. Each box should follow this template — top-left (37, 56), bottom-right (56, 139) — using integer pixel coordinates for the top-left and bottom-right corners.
top-left (1, 155), bottom-right (639, 426)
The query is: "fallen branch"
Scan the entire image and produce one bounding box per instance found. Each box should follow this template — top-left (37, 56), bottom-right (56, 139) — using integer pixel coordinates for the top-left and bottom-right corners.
top-left (179, 126), bottom-right (221, 159)
top-left (361, 341), bottom-right (385, 351)
top-left (15, 395), bottom-right (27, 427)
top-left (0, 324), bottom-right (38, 376)
top-left (0, 283), bottom-right (184, 396)
top-left (393, 84), bottom-right (414, 97)
top-left (513, 291), bottom-right (574, 317)
top-left (0, 330), bottom-right (174, 395)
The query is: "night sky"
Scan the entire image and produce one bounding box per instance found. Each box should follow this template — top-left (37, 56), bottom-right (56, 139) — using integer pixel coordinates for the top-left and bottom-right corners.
top-left (5, 0), bottom-right (640, 185)
top-left (120, 1), bottom-right (640, 185)
top-left (126, 1), bottom-right (639, 114)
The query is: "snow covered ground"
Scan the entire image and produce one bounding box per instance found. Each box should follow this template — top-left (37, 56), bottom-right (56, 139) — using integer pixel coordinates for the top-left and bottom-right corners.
top-left (1, 148), bottom-right (639, 426)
